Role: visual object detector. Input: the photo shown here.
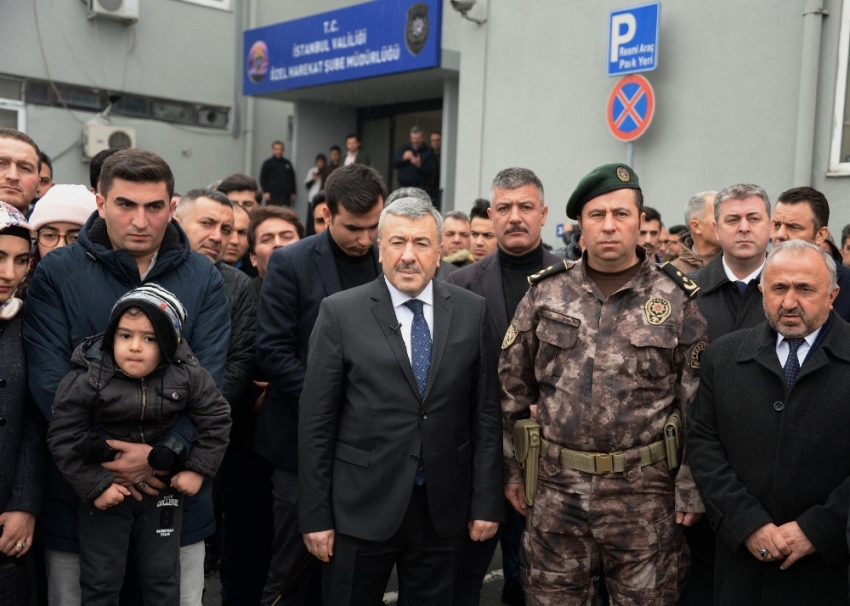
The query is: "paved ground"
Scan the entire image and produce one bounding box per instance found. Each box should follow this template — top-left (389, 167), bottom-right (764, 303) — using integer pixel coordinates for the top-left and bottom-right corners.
top-left (202, 545), bottom-right (507, 606)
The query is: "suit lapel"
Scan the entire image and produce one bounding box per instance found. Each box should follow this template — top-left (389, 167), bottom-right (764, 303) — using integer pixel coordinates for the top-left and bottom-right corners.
top-left (746, 325), bottom-right (786, 384)
top-left (478, 255), bottom-right (509, 338)
top-left (423, 280), bottom-right (453, 402)
top-left (370, 279), bottom-right (420, 400)
top-left (313, 231), bottom-right (342, 296)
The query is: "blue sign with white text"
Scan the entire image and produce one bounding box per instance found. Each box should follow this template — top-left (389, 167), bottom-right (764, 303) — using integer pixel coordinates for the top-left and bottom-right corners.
top-left (607, 3), bottom-right (660, 76)
top-left (243, 0), bottom-right (442, 95)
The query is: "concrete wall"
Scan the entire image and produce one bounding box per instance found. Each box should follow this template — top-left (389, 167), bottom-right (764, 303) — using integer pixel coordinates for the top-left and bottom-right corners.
top-left (454, 0), bottom-right (850, 246)
top-left (0, 0), bottom-right (247, 190)
top-left (26, 105), bottom-right (244, 193)
top-left (292, 100), bottom-right (357, 214)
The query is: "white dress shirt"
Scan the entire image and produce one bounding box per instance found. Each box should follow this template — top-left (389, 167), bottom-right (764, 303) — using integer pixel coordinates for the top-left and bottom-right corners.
top-left (721, 256), bottom-right (764, 286)
top-left (775, 327), bottom-right (822, 369)
top-left (344, 152), bottom-right (357, 166)
top-left (384, 277), bottom-right (434, 362)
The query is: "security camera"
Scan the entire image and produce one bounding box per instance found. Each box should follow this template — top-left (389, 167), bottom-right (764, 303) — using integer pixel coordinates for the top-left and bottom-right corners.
top-left (450, 0), bottom-right (476, 15)
top-left (450, 0), bottom-right (485, 24)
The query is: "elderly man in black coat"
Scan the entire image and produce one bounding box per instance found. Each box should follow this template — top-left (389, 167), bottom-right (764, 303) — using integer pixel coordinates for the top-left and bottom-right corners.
top-left (688, 239), bottom-right (850, 605)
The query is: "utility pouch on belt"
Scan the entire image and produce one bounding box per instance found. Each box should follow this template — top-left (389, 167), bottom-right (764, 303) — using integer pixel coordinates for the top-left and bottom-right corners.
top-left (513, 419), bottom-right (542, 506)
top-left (664, 410), bottom-right (683, 470)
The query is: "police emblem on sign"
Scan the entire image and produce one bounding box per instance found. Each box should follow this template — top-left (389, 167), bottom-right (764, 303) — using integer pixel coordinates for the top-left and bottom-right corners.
top-left (644, 298), bottom-right (672, 325)
top-left (406, 4), bottom-right (430, 56)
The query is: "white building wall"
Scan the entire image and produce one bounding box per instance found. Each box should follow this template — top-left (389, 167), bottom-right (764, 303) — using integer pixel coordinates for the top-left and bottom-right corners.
top-left (0, 0), bottom-right (246, 190)
top-left (453, 0), bottom-right (850, 245)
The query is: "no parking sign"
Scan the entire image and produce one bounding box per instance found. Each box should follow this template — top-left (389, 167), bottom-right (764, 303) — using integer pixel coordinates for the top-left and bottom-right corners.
top-left (606, 74), bottom-right (655, 142)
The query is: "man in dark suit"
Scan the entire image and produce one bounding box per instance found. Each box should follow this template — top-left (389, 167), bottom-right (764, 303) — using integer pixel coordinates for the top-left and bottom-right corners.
top-left (680, 183), bottom-right (772, 606)
top-left (255, 163), bottom-right (386, 605)
top-left (392, 126), bottom-right (438, 197)
top-left (688, 240), bottom-right (850, 605)
top-left (447, 167), bottom-right (560, 606)
top-left (770, 186), bottom-right (850, 321)
top-left (343, 133), bottom-right (371, 167)
top-left (299, 196), bottom-right (503, 604)
top-left (259, 141), bottom-right (297, 206)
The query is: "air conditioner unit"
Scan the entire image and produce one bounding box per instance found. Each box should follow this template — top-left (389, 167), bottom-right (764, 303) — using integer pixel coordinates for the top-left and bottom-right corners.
top-left (83, 124), bottom-right (136, 160)
top-left (87, 0), bottom-right (139, 24)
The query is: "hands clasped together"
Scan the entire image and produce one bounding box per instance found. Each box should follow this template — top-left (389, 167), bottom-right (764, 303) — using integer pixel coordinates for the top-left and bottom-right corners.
top-left (744, 522), bottom-right (816, 570)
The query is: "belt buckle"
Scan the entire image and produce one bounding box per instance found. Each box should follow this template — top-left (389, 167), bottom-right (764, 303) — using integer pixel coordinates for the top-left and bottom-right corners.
top-left (594, 453), bottom-right (614, 474)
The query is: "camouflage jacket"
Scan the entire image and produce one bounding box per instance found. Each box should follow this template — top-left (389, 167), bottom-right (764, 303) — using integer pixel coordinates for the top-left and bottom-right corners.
top-left (500, 254), bottom-right (707, 512)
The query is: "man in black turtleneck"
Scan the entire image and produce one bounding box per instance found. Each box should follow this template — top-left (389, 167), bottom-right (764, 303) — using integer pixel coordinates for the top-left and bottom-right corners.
top-left (255, 163), bottom-right (386, 606)
top-left (447, 167), bottom-right (560, 606)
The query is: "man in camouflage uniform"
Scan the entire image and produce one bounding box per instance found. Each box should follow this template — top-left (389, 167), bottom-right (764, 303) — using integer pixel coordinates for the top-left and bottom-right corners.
top-left (500, 164), bottom-right (708, 605)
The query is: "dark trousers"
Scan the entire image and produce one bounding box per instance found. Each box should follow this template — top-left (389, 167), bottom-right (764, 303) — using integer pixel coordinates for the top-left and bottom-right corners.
top-left (219, 445), bottom-right (274, 605)
top-left (501, 503), bottom-right (525, 587)
top-left (268, 194), bottom-right (293, 207)
top-left (77, 489), bottom-right (183, 606)
top-left (261, 468), bottom-right (313, 606)
top-left (454, 532), bottom-right (499, 605)
top-left (324, 485), bottom-right (464, 606)
top-left (678, 518), bottom-right (714, 606)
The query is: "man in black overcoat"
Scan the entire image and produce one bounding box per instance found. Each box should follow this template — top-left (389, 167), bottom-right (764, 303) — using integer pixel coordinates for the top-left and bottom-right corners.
top-left (688, 239), bottom-right (850, 605)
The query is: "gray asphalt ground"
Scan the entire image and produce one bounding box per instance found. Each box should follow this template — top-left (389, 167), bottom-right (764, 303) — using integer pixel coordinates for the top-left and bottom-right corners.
top-left (202, 544), bottom-right (506, 606)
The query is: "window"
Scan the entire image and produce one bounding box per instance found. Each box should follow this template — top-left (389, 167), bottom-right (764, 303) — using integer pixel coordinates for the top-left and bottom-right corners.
top-left (13, 74), bottom-right (228, 130)
top-left (829, 0), bottom-right (850, 174)
top-left (0, 77), bottom-right (24, 131)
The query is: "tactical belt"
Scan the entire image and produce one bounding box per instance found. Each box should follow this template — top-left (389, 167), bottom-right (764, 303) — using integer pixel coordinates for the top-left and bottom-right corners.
top-left (539, 438), bottom-right (667, 475)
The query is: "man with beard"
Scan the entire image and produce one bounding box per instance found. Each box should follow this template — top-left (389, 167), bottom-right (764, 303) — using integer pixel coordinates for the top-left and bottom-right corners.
top-left (688, 240), bottom-right (850, 605)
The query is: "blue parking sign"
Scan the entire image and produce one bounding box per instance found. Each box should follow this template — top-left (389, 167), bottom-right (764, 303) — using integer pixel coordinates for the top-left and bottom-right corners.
top-left (607, 3), bottom-right (660, 77)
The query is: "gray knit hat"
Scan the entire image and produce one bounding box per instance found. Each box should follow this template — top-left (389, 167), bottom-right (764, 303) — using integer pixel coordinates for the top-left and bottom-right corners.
top-left (105, 283), bottom-right (187, 365)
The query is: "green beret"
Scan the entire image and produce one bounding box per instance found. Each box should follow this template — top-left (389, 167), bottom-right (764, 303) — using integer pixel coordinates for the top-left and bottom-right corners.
top-left (566, 163), bottom-right (641, 220)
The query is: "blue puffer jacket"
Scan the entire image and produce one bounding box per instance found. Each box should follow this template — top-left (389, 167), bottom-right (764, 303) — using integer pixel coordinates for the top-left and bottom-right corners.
top-left (22, 213), bottom-right (231, 552)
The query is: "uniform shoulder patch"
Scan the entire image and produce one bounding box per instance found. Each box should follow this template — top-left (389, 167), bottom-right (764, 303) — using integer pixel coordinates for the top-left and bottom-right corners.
top-left (690, 341), bottom-right (708, 369)
top-left (528, 260), bottom-right (576, 285)
top-left (659, 262), bottom-right (700, 298)
top-left (502, 321), bottom-right (519, 349)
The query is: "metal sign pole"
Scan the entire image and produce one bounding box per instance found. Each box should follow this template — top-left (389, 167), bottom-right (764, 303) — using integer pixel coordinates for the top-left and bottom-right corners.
top-left (626, 142), bottom-right (634, 167)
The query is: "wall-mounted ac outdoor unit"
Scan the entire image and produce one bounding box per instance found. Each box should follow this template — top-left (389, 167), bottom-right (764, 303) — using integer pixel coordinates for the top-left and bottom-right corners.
top-left (83, 124), bottom-right (136, 160)
top-left (87, 0), bottom-right (139, 24)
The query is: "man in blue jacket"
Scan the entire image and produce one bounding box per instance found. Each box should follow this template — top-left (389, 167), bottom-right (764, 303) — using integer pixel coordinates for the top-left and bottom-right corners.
top-left (23, 148), bottom-right (231, 606)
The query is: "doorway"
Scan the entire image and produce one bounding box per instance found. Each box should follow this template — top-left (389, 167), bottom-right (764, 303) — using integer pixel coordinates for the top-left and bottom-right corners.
top-left (358, 98), bottom-right (443, 204)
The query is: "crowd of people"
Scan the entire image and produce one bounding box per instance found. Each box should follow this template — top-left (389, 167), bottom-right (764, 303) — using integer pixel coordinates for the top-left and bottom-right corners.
top-left (2, 122), bottom-right (850, 606)
top-left (260, 127), bottom-right (443, 212)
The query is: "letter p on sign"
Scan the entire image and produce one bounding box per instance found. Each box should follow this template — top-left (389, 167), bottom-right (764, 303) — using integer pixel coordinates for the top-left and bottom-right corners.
top-left (607, 3), bottom-right (660, 77)
top-left (610, 14), bottom-right (636, 58)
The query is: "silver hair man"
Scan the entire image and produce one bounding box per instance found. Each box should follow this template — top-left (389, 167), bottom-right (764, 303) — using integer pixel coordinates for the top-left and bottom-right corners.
top-left (684, 191), bottom-right (717, 224)
top-left (386, 187), bottom-right (431, 205)
top-left (762, 239), bottom-right (837, 291)
top-left (378, 196), bottom-right (443, 244)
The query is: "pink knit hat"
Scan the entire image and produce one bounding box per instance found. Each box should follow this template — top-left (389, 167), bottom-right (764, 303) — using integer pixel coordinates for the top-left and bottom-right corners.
top-left (29, 184), bottom-right (97, 231)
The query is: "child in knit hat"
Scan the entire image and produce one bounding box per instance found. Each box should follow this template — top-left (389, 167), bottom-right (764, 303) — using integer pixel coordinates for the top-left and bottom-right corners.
top-left (46, 283), bottom-right (231, 604)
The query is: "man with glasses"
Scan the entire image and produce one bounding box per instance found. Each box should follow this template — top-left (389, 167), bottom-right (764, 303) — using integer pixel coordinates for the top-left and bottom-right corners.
top-left (28, 184), bottom-right (97, 258)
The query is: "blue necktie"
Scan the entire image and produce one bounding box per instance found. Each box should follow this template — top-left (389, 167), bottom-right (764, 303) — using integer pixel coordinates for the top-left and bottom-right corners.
top-left (736, 281), bottom-right (748, 295)
top-left (783, 338), bottom-right (804, 389)
top-left (404, 299), bottom-right (431, 486)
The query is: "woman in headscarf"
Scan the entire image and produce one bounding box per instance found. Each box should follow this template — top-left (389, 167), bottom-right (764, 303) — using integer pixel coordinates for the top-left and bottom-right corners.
top-left (0, 200), bottom-right (44, 603)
